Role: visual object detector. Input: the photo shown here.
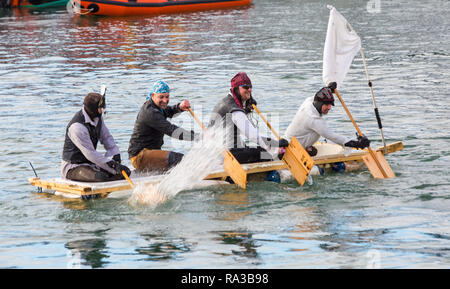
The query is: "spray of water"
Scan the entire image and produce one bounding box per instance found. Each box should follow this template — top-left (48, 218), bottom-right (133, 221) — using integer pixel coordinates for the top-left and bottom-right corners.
top-left (128, 124), bottom-right (227, 208)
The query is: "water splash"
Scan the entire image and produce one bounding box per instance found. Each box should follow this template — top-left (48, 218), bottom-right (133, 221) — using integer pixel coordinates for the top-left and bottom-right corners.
top-left (128, 125), bottom-right (227, 208)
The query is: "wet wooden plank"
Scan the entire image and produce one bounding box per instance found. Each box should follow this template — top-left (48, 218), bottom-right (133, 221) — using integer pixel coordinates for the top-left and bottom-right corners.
top-left (29, 142), bottom-right (404, 197)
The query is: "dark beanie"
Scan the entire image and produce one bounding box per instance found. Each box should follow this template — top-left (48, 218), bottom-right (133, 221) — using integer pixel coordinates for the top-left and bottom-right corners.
top-left (314, 87), bottom-right (335, 106)
top-left (313, 87), bottom-right (335, 115)
top-left (83, 92), bottom-right (103, 119)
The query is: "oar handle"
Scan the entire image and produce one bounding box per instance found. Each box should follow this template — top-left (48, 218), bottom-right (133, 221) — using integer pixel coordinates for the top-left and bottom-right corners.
top-left (188, 108), bottom-right (207, 132)
top-left (122, 170), bottom-right (135, 188)
top-left (333, 89), bottom-right (364, 137)
top-left (252, 104), bottom-right (281, 140)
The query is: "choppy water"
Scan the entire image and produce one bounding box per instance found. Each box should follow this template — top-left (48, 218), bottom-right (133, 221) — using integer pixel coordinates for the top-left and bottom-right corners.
top-left (0, 0), bottom-right (449, 268)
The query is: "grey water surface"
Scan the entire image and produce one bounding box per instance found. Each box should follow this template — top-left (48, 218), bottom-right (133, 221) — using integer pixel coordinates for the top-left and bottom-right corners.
top-left (0, 0), bottom-right (449, 268)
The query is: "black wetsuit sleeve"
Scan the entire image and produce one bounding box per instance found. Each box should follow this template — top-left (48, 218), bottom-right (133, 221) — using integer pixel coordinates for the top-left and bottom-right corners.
top-left (165, 103), bottom-right (183, 118)
top-left (147, 110), bottom-right (194, 141)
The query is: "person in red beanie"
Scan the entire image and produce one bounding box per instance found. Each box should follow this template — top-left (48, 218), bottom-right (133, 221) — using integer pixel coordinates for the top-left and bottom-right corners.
top-left (209, 72), bottom-right (288, 164)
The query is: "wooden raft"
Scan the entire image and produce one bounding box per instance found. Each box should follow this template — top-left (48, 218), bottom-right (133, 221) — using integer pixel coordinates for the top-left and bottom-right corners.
top-left (28, 175), bottom-right (162, 198)
top-left (29, 141), bottom-right (403, 198)
top-left (205, 141), bottom-right (403, 179)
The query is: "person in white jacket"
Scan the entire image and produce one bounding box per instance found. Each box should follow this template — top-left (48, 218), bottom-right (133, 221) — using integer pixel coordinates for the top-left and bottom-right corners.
top-left (285, 82), bottom-right (370, 156)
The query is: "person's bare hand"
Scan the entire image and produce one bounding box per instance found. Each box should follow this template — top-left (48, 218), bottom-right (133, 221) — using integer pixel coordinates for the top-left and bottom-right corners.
top-left (179, 100), bottom-right (191, 111)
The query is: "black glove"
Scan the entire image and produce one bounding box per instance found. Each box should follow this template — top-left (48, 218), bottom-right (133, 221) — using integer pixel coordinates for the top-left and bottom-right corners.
top-left (345, 135), bottom-right (371, 149)
top-left (278, 138), bottom-right (289, 148)
top-left (327, 81), bottom-right (337, 91)
top-left (112, 154), bottom-right (121, 164)
top-left (344, 140), bottom-right (358, 148)
top-left (357, 135), bottom-right (370, 148)
top-left (107, 161), bottom-right (132, 177)
top-left (244, 97), bottom-right (257, 113)
top-left (107, 160), bottom-right (120, 174)
top-left (119, 164), bottom-right (132, 177)
top-left (248, 96), bottom-right (257, 106)
top-left (306, 145), bottom-right (318, 156)
top-left (261, 137), bottom-right (288, 148)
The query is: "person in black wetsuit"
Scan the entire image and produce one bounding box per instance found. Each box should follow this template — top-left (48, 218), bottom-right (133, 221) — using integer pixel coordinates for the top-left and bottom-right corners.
top-left (128, 80), bottom-right (198, 172)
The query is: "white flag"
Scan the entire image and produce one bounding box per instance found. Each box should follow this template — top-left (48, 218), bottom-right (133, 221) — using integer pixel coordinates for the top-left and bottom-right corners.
top-left (322, 5), bottom-right (361, 88)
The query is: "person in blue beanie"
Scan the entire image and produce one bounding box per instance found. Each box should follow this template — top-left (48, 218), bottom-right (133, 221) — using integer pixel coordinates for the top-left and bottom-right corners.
top-left (128, 80), bottom-right (198, 172)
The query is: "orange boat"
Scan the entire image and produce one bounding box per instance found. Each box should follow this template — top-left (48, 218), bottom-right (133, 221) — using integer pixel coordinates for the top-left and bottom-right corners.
top-left (71, 0), bottom-right (253, 16)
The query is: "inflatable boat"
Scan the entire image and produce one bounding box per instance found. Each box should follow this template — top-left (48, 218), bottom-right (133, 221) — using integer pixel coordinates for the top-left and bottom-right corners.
top-left (8, 0), bottom-right (68, 8)
top-left (70, 0), bottom-right (253, 16)
top-left (29, 141), bottom-right (403, 199)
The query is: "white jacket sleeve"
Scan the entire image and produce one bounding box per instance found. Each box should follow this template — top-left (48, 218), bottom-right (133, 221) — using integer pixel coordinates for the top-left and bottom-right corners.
top-left (310, 118), bottom-right (350, 145)
top-left (231, 111), bottom-right (271, 151)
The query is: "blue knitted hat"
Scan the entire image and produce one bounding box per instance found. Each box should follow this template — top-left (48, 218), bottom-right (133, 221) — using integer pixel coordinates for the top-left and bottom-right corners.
top-left (147, 80), bottom-right (170, 101)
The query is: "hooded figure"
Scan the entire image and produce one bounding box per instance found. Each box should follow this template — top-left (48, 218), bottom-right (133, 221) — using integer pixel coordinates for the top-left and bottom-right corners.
top-left (313, 87), bottom-right (335, 114)
top-left (61, 91), bottom-right (131, 182)
top-left (285, 82), bottom-right (370, 156)
top-left (83, 92), bottom-right (106, 119)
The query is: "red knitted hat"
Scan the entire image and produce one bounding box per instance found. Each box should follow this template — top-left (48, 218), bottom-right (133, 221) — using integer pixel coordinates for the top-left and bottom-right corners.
top-left (231, 72), bottom-right (252, 88)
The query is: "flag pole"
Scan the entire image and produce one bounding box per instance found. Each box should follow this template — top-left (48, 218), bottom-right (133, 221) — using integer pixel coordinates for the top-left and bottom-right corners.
top-left (358, 48), bottom-right (387, 154)
top-left (346, 21), bottom-right (388, 154)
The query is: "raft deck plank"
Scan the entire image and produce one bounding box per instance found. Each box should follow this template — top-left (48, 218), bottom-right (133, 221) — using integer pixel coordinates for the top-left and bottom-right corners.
top-left (29, 141), bottom-right (403, 197)
top-left (29, 175), bottom-right (162, 197)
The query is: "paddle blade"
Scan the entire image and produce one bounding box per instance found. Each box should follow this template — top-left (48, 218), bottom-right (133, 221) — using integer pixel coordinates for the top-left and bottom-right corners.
top-left (362, 150), bottom-right (395, 179)
top-left (223, 151), bottom-right (247, 189)
top-left (282, 137), bottom-right (315, 186)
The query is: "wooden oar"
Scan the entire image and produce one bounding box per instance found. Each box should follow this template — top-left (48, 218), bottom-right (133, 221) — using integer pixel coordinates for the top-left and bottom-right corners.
top-left (252, 104), bottom-right (314, 186)
top-left (334, 89), bottom-right (395, 179)
top-left (188, 108), bottom-right (247, 189)
top-left (122, 170), bottom-right (135, 188)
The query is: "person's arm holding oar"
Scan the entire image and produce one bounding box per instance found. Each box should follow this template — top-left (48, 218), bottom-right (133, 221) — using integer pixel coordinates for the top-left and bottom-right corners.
top-left (333, 89), bottom-right (395, 179)
top-left (230, 109), bottom-right (287, 157)
top-left (188, 107), bottom-right (247, 189)
top-left (252, 104), bottom-right (314, 186)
